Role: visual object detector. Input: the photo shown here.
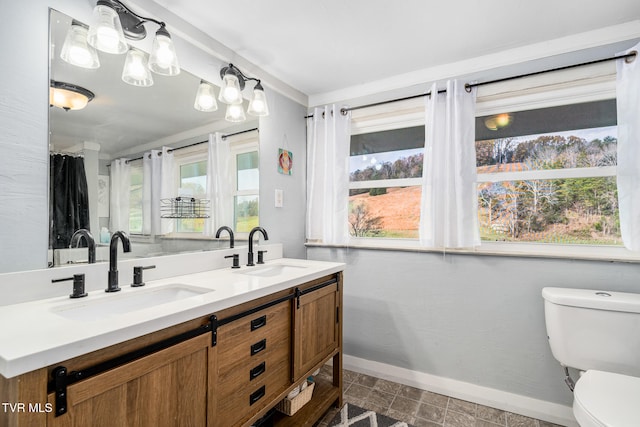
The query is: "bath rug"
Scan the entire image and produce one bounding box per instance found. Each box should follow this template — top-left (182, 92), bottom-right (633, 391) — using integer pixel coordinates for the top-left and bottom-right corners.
top-left (328, 403), bottom-right (414, 427)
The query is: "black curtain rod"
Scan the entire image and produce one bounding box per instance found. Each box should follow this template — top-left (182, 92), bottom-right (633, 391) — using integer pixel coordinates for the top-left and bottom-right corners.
top-left (114, 128), bottom-right (259, 165)
top-left (305, 51), bottom-right (637, 119)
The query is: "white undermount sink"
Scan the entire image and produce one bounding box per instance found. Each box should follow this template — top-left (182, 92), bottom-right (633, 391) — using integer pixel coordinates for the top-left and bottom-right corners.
top-left (239, 264), bottom-right (308, 277)
top-left (50, 284), bottom-right (213, 321)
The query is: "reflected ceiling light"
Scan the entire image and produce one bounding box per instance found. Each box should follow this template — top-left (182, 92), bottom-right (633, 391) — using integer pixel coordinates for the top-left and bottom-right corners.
top-left (194, 80), bottom-right (218, 112)
top-left (121, 48), bottom-right (154, 87)
top-left (87, 0), bottom-right (180, 76)
top-left (206, 63), bottom-right (269, 121)
top-left (225, 103), bottom-right (247, 123)
top-left (484, 113), bottom-right (513, 131)
top-left (49, 81), bottom-right (95, 111)
top-left (60, 21), bottom-right (100, 69)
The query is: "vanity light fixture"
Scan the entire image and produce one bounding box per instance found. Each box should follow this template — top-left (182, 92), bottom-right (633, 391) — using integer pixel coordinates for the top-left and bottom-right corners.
top-left (121, 48), bottom-right (154, 87)
top-left (60, 21), bottom-right (100, 69)
top-left (194, 80), bottom-right (218, 112)
top-left (49, 81), bottom-right (95, 111)
top-left (209, 63), bottom-right (269, 121)
top-left (87, 0), bottom-right (180, 79)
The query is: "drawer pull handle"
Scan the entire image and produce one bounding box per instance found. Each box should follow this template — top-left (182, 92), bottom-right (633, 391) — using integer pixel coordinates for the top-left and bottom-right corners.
top-left (249, 385), bottom-right (266, 406)
top-left (251, 315), bottom-right (267, 331)
top-left (250, 362), bottom-right (266, 380)
top-left (250, 339), bottom-right (267, 356)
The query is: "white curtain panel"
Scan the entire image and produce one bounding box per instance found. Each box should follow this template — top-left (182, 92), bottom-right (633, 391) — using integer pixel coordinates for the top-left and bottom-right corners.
top-left (109, 158), bottom-right (130, 234)
top-left (419, 80), bottom-right (480, 248)
top-left (142, 147), bottom-right (175, 235)
top-left (306, 105), bottom-right (351, 244)
top-left (616, 42), bottom-right (640, 251)
top-left (204, 133), bottom-right (233, 236)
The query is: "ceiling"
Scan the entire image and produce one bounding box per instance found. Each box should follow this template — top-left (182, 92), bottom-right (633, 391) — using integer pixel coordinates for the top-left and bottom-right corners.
top-left (152, 0), bottom-right (640, 99)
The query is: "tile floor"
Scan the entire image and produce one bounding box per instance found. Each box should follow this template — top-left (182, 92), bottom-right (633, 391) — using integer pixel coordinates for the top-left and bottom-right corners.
top-left (314, 366), bottom-right (564, 427)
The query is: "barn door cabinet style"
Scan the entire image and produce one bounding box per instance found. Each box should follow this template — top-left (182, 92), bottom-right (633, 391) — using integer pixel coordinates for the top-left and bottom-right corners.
top-left (0, 272), bottom-right (343, 427)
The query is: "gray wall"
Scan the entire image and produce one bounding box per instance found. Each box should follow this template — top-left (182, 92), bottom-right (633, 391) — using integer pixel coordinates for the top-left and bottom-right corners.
top-left (258, 91), bottom-right (307, 259)
top-left (307, 246), bottom-right (640, 406)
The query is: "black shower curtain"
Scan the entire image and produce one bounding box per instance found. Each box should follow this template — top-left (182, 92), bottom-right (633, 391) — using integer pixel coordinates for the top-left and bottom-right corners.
top-left (49, 154), bottom-right (90, 249)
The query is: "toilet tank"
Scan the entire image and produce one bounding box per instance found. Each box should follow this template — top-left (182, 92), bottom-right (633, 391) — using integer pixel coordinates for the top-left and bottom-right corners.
top-left (542, 287), bottom-right (640, 377)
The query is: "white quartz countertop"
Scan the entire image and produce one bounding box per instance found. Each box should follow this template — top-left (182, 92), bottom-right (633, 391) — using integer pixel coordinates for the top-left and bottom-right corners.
top-left (0, 258), bottom-right (344, 378)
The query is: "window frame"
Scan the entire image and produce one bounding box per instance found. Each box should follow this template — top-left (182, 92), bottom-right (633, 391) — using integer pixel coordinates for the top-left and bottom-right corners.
top-left (230, 138), bottom-right (260, 236)
top-left (338, 65), bottom-right (640, 261)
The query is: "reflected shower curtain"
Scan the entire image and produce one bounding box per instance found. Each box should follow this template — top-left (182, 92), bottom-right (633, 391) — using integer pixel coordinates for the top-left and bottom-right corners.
top-left (204, 132), bottom-right (233, 236)
top-left (109, 158), bottom-right (131, 234)
top-left (49, 154), bottom-right (90, 249)
top-left (306, 105), bottom-right (351, 244)
top-left (616, 41), bottom-right (640, 251)
top-left (143, 147), bottom-right (175, 235)
top-left (419, 80), bottom-right (480, 248)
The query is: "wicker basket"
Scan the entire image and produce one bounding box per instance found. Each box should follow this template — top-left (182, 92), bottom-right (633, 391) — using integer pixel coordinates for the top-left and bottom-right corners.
top-left (275, 381), bottom-right (315, 416)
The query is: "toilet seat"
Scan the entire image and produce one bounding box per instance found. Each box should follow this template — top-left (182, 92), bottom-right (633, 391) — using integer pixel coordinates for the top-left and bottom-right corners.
top-left (573, 370), bottom-right (640, 427)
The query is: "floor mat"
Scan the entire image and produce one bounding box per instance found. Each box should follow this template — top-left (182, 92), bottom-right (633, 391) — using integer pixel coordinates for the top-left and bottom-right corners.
top-left (328, 403), bottom-right (415, 427)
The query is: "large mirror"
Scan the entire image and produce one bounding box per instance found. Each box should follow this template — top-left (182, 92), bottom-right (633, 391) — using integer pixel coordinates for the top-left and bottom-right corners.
top-left (48, 9), bottom-right (259, 267)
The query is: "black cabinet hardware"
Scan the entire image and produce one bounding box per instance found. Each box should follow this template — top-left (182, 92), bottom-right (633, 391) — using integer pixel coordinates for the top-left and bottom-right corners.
top-left (251, 339), bottom-right (267, 356)
top-left (250, 315), bottom-right (267, 331)
top-left (250, 362), bottom-right (266, 380)
top-left (249, 385), bottom-right (266, 405)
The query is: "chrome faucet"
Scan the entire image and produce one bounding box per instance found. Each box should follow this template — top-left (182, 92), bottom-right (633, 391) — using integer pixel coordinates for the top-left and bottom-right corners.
top-left (107, 231), bottom-right (131, 293)
top-left (70, 229), bottom-right (96, 264)
top-left (247, 227), bottom-right (268, 266)
top-left (215, 226), bottom-right (234, 248)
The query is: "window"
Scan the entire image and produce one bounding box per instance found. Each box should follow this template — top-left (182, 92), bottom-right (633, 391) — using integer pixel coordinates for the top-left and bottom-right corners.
top-left (349, 126), bottom-right (424, 238)
top-left (233, 147), bottom-right (259, 232)
top-left (476, 99), bottom-right (621, 246)
top-left (176, 159), bottom-right (207, 233)
top-left (129, 163), bottom-right (143, 234)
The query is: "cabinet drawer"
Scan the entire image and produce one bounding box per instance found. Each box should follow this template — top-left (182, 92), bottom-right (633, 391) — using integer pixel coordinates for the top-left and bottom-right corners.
top-left (216, 301), bottom-right (291, 371)
top-left (216, 332), bottom-right (290, 392)
top-left (215, 357), bottom-right (290, 426)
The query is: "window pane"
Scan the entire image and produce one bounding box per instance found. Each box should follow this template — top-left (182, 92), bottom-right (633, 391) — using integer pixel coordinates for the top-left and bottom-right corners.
top-left (478, 178), bottom-right (621, 245)
top-left (476, 100), bottom-right (617, 173)
top-left (348, 186), bottom-right (421, 238)
top-left (237, 151), bottom-right (259, 191)
top-left (235, 195), bottom-right (259, 232)
top-left (129, 164), bottom-right (143, 234)
top-left (178, 160), bottom-right (207, 233)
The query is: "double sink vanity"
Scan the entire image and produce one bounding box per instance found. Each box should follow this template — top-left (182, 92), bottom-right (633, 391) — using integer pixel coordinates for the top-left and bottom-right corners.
top-left (0, 246), bottom-right (344, 427)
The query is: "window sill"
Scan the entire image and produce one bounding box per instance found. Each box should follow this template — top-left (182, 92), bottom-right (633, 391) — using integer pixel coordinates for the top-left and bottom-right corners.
top-left (305, 239), bottom-right (640, 263)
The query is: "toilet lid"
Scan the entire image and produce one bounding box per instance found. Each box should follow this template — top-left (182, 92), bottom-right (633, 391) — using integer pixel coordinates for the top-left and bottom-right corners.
top-left (573, 370), bottom-right (640, 427)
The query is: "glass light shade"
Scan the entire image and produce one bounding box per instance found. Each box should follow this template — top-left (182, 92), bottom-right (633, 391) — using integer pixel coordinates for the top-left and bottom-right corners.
top-left (225, 103), bottom-right (246, 122)
top-left (247, 87), bottom-right (269, 116)
top-left (121, 49), bottom-right (154, 87)
top-left (87, 4), bottom-right (128, 54)
top-left (60, 23), bottom-right (100, 69)
top-left (219, 73), bottom-right (243, 104)
top-left (148, 31), bottom-right (180, 76)
top-left (194, 81), bottom-right (218, 112)
top-left (49, 84), bottom-right (94, 111)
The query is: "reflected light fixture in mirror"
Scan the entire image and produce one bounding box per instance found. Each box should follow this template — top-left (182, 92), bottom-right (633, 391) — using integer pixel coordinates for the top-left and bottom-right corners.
top-left (85, 0), bottom-right (180, 82)
top-left (197, 63), bottom-right (269, 122)
top-left (49, 81), bottom-right (95, 111)
top-left (122, 48), bottom-right (154, 87)
top-left (60, 21), bottom-right (100, 69)
top-left (485, 113), bottom-right (513, 131)
top-left (194, 80), bottom-right (219, 112)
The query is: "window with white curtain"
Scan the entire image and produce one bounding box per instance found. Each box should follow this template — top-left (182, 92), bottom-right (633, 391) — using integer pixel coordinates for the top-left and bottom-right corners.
top-left (129, 163), bottom-right (143, 234)
top-left (231, 142), bottom-right (259, 232)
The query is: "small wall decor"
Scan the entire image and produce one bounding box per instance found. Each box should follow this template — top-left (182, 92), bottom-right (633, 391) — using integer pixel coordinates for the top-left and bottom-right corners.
top-left (278, 148), bottom-right (293, 175)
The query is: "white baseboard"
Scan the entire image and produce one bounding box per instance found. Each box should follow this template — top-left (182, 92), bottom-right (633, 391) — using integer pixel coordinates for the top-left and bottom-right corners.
top-left (342, 354), bottom-right (577, 427)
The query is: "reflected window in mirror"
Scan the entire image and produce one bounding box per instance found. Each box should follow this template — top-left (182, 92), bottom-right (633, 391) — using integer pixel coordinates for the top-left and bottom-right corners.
top-left (176, 156), bottom-right (207, 233)
top-left (233, 144), bottom-right (260, 232)
top-left (129, 163), bottom-right (144, 234)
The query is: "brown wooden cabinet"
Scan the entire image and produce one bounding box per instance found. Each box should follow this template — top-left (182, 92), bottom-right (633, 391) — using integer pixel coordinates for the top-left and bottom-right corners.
top-left (46, 333), bottom-right (209, 427)
top-left (0, 271), bottom-right (343, 427)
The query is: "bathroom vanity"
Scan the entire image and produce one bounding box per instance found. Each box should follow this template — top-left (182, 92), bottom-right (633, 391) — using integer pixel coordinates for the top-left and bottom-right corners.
top-left (0, 257), bottom-right (344, 427)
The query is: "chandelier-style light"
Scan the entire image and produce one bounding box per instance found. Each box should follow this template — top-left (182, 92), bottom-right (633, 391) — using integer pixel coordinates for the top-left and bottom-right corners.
top-left (49, 81), bottom-right (95, 111)
top-left (61, 0), bottom-right (179, 85)
top-left (194, 63), bottom-right (269, 122)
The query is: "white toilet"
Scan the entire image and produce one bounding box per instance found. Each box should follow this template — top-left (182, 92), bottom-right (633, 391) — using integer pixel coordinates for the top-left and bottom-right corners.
top-left (542, 287), bottom-right (640, 426)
